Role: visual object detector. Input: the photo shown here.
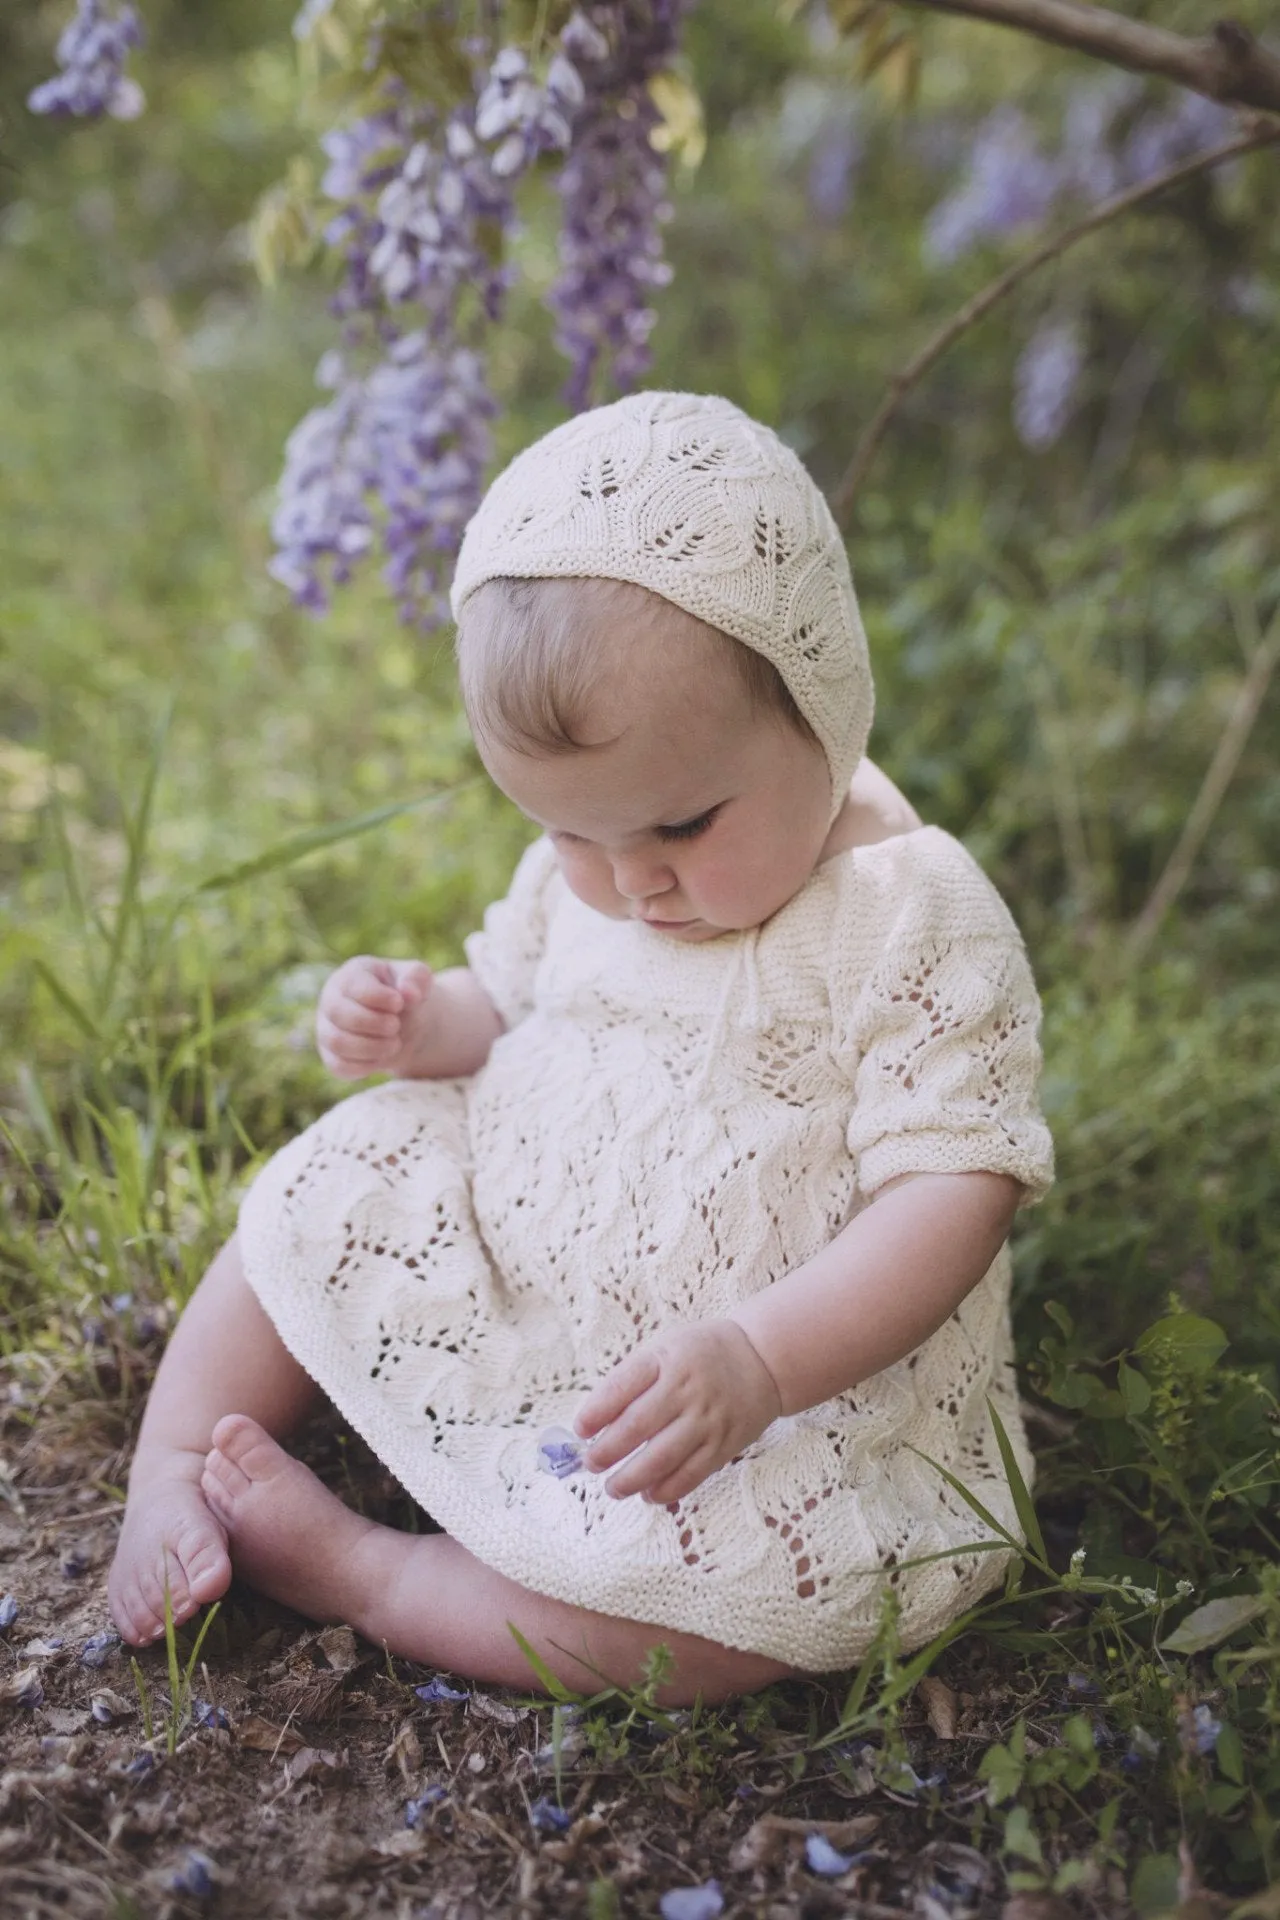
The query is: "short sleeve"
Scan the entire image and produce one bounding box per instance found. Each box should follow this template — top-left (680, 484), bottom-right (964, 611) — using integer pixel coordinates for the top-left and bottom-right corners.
top-left (463, 835), bottom-right (561, 1029)
top-left (838, 832), bottom-right (1055, 1207)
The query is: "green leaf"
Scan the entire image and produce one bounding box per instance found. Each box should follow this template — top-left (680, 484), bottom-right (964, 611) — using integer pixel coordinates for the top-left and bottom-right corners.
top-left (1215, 1721), bottom-right (1245, 1785)
top-left (1002, 1804), bottom-right (1043, 1866)
top-left (193, 784), bottom-right (474, 895)
top-left (1117, 1361), bottom-right (1151, 1416)
top-left (986, 1397), bottom-right (1047, 1566)
top-left (1160, 1593), bottom-right (1267, 1654)
top-left (505, 1622), bottom-right (579, 1703)
top-left (1135, 1313), bottom-right (1228, 1376)
top-left (1130, 1854), bottom-right (1180, 1916)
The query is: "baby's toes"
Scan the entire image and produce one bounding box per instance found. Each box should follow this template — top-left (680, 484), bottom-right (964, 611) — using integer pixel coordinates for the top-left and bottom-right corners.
top-left (172, 1512), bottom-right (231, 1606)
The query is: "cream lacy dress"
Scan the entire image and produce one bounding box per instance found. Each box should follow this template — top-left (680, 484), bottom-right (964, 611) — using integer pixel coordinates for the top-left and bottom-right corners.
top-left (239, 826), bottom-right (1054, 1670)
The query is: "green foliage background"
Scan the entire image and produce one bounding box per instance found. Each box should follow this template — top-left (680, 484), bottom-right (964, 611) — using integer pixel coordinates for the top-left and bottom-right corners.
top-left (1, 0), bottom-right (1277, 1891)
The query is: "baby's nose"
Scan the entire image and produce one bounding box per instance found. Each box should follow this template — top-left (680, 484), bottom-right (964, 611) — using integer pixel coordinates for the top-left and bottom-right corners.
top-left (611, 853), bottom-right (676, 902)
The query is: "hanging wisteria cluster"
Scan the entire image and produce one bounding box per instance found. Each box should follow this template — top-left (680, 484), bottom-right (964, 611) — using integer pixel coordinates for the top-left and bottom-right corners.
top-left (923, 78), bottom-right (1235, 449)
top-left (27, 0), bottom-right (145, 121)
top-left (28, 0), bottom-right (692, 626)
top-left (270, 1), bottom-right (692, 625)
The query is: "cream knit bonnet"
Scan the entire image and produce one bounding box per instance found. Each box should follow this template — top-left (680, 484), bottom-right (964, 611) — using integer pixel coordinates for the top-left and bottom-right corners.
top-left (450, 391), bottom-right (874, 812)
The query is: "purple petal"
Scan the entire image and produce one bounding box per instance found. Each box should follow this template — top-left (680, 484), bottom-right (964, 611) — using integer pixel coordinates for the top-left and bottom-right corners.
top-left (805, 1833), bottom-right (855, 1876)
top-left (414, 1676), bottom-right (469, 1703)
top-left (660, 1885), bottom-right (724, 1920)
top-left (80, 1630), bottom-right (120, 1668)
top-left (529, 1797), bottom-right (572, 1833)
top-left (404, 1785), bottom-right (449, 1826)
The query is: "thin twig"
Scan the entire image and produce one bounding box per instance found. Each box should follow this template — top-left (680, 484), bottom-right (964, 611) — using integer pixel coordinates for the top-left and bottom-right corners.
top-left (830, 123), bottom-right (1280, 524)
top-left (1122, 601), bottom-right (1280, 969)
top-left (902, 0), bottom-right (1280, 118)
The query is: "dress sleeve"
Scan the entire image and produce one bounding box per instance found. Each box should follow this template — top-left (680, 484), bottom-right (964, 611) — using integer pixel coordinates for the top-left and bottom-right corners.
top-left (462, 835), bottom-right (561, 1029)
top-left (837, 832), bottom-right (1055, 1207)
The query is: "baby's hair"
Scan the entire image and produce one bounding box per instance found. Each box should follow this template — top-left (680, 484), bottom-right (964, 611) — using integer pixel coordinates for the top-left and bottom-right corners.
top-left (455, 575), bottom-right (817, 757)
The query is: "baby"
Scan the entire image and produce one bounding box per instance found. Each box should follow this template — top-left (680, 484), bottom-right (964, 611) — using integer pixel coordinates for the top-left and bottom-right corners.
top-left (108, 393), bottom-right (1053, 1706)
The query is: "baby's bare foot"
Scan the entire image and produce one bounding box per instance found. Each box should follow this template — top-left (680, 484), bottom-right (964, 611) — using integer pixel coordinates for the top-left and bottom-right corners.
top-left (108, 1465), bottom-right (232, 1646)
top-left (200, 1414), bottom-right (381, 1626)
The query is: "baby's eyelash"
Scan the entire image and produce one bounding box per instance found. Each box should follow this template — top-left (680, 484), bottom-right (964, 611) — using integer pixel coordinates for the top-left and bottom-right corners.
top-left (656, 808), bottom-right (720, 843)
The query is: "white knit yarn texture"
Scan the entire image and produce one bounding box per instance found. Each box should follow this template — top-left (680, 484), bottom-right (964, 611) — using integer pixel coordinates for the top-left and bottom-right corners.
top-left (450, 391), bottom-right (874, 806)
top-left (238, 827), bottom-right (1055, 1671)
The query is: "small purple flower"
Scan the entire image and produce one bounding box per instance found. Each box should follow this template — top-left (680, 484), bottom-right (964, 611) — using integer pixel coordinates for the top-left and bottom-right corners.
top-left (192, 1699), bottom-right (229, 1729)
top-left (124, 1751), bottom-right (157, 1778)
top-left (414, 1676), bottom-right (469, 1703)
top-left (80, 1630), bottom-right (120, 1668)
top-left (60, 1546), bottom-right (91, 1580)
top-left (27, 0), bottom-right (145, 122)
top-left (924, 107), bottom-right (1063, 263)
top-left (808, 116), bottom-right (863, 225)
top-left (166, 1851), bottom-right (214, 1899)
top-left (1189, 1704), bottom-right (1222, 1756)
top-left (537, 1425), bottom-right (585, 1480)
top-left (91, 1698), bottom-right (116, 1725)
top-left (805, 1834), bottom-right (857, 1877)
top-left (404, 1785), bottom-right (449, 1826)
top-left (1013, 318), bottom-right (1085, 450)
top-left (0, 1594), bottom-right (18, 1631)
top-left (659, 1884), bottom-right (724, 1920)
top-left (529, 1796), bottom-right (572, 1833)
top-left (1122, 90), bottom-right (1233, 186)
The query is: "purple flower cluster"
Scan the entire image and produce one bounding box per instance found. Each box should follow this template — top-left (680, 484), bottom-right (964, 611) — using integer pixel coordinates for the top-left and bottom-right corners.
top-left (925, 81), bottom-right (1234, 266)
top-left (926, 80), bottom-right (1234, 451)
top-left (271, 9), bottom-right (690, 627)
top-left (550, 3), bottom-right (690, 409)
top-left (28, 0), bottom-right (144, 121)
top-left (1014, 317), bottom-right (1085, 449)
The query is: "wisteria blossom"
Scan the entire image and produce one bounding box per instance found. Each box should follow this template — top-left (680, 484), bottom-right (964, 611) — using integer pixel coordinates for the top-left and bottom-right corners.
top-left (1014, 316), bottom-right (1086, 449)
top-left (924, 107), bottom-right (1061, 263)
top-left (270, 6), bottom-right (692, 626)
top-left (28, 0), bottom-right (144, 121)
top-left (926, 81), bottom-right (1237, 266)
top-left (551, 3), bottom-right (689, 408)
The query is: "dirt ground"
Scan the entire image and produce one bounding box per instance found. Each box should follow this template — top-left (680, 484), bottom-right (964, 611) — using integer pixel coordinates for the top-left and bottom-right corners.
top-left (0, 1362), bottom-right (1097, 1920)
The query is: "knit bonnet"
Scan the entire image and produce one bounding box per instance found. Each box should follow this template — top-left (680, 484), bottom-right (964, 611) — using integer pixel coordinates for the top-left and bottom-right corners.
top-left (450, 390), bottom-right (874, 812)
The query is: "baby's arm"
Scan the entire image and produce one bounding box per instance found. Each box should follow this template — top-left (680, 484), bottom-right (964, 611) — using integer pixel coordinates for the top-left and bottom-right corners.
top-left (574, 1170), bottom-right (1020, 1503)
top-left (317, 958), bottom-right (504, 1080)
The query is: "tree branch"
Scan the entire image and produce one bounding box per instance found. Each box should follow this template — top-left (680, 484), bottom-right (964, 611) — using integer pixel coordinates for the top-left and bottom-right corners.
top-left (901, 0), bottom-right (1280, 117)
top-left (829, 122), bottom-right (1280, 525)
top-left (1122, 600), bottom-right (1280, 970)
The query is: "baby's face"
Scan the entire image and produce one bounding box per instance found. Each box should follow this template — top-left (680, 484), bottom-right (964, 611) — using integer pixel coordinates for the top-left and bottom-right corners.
top-left (478, 613), bottom-right (834, 941)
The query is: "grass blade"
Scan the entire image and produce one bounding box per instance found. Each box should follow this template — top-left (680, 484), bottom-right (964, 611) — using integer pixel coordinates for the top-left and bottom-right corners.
top-left (193, 781), bottom-right (476, 895)
top-left (103, 699), bottom-right (172, 1016)
top-left (32, 958), bottom-right (104, 1043)
top-left (986, 1397), bottom-right (1047, 1566)
top-left (506, 1621), bottom-right (580, 1702)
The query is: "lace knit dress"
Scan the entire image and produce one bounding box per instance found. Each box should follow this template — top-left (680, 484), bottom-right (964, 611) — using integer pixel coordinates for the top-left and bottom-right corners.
top-left (238, 825), bottom-right (1054, 1670)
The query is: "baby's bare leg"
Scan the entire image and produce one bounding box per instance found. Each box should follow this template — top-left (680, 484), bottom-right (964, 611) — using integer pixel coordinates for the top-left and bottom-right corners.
top-left (108, 1234), bottom-right (322, 1645)
top-left (201, 1415), bottom-right (797, 1707)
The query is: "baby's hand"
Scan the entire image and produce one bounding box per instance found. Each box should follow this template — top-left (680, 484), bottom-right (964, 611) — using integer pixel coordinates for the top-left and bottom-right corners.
top-left (316, 956), bottom-right (434, 1080)
top-left (573, 1321), bottom-right (783, 1506)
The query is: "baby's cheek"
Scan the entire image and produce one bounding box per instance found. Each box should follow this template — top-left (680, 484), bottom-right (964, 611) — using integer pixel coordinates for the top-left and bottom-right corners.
top-left (557, 849), bottom-right (626, 920)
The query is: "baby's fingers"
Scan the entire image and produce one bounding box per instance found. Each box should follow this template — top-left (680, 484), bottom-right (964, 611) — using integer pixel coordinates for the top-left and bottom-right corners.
top-left (603, 1423), bottom-right (703, 1502)
top-left (329, 1000), bottom-right (402, 1040)
top-left (574, 1349), bottom-right (660, 1444)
